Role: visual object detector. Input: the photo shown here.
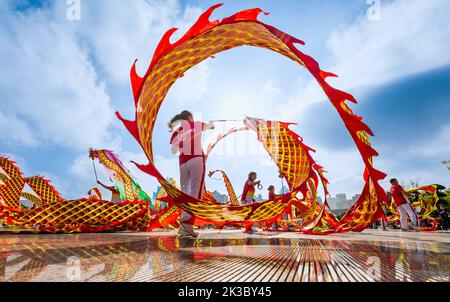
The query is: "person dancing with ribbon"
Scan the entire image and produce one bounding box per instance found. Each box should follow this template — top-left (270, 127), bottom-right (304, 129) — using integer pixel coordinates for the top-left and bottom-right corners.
top-left (169, 110), bottom-right (215, 237)
top-left (89, 148), bottom-right (121, 203)
top-left (241, 171), bottom-right (262, 234)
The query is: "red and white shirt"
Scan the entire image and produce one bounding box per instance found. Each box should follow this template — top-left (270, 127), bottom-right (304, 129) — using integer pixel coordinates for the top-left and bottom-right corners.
top-left (268, 191), bottom-right (275, 201)
top-left (390, 184), bottom-right (408, 207)
top-left (241, 180), bottom-right (256, 202)
top-left (170, 120), bottom-right (207, 165)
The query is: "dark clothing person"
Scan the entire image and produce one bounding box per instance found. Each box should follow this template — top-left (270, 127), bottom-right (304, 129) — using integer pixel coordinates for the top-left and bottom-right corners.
top-left (438, 207), bottom-right (449, 230)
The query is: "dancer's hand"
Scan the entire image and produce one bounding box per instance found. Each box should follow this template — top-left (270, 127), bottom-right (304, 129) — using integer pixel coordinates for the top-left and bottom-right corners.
top-left (206, 121), bottom-right (215, 130)
top-left (257, 181), bottom-right (263, 190)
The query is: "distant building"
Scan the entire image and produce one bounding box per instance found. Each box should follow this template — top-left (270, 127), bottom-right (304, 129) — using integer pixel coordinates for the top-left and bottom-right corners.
top-left (336, 193), bottom-right (349, 209)
top-left (336, 193), bottom-right (347, 203)
top-left (322, 193), bottom-right (360, 210)
top-left (343, 194), bottom-right (361, 208)
top-left (346, 199), bottom-right (353, 207)
top-left (316, 196), bottom-right (323, 203)
top-left (328, 197), bottom-right (338, 210)
top-left (337, 201), bottom-right (347, 209)
top-left (255, 194), bottom-right (264, 202)
top-left (331, 209), bottom-right (348, 216)
top-left (352, 194), bottom-right (361, 204)
top-left (326, 193), bottom-right (354, 210)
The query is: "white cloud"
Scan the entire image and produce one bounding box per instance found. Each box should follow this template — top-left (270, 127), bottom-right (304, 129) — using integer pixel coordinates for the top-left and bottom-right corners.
top-left (67, 153), bottom-right (103, 199)
top-left (169, 61), bottom-right (212, 105)
top-left (211, 77), bottom-right (286, 121)
top-left (0, 0), bottom-right (206, 152)
top-left (377, 158), bottom-right (450, 190)
top-left (275, 0), bottom-right (450, 195)
top-left (0, 1), bottom-right (208, 199)
top-left (309, 147), bottom-right (366, 198)
top-left (279, 80), bottom-right (328, 120)
top-left (283, 0), bottom-right (450, 119)
top-left (0, 112), bottom-right (39, 147)
top-left (0, 5), bottom-right (116, 151)
top-left (262, 79), bottom-right (282, 99)
top-left (69, 154), bottom-right (94, 183)
top-left (326, 0), bottom-right (450, 91)
top-left (375, 124), bottom-right (450, 189)
top-left (52, 0), bottom-right (205, 84)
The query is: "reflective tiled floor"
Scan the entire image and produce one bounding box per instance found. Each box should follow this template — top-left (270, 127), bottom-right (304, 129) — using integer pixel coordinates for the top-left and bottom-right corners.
top-left (0, 229), bottom-right (449, 282)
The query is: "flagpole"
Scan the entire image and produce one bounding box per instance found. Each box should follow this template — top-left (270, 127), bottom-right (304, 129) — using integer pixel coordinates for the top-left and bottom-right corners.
top-left (208, 119), bottom-right (243, 123)
top-left (92, 159), bottom-right (99, 183)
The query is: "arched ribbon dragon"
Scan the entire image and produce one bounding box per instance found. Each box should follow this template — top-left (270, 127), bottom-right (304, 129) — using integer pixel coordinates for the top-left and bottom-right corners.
top-left (117, 3), bottom-right (390, 233)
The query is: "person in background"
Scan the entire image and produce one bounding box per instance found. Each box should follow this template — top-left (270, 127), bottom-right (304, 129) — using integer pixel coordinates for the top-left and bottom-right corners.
top-left (169, 110), bottom-right (215, 237)
top-left (389, 178), bottom-right (419, 232)
top-left (437, 203), bottom-right (449, 230)
top-left (267, 185), bottom-right (279, 230)
top-left (268, 185), bottom-right (276, 201)
top-left (96, 179), bottom-right (122, 203)
top-left (241, 172), bottom-right (261, 205)
top-left (241, 172), bottom-right (261, 233)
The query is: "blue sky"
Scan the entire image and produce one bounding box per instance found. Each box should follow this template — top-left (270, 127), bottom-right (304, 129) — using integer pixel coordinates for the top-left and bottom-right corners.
top-left (1, 0), bottom-right (449, 201)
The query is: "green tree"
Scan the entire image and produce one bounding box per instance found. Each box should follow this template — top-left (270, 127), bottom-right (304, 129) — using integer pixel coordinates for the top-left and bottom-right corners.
top-left (400, 178), bottom-right (421, 189)
top-left (443, 160), bottom-right (450, 171)
top-left (409, 178), bottom-right (420, 189)
top-left (442, 188), bottom-right (450, 208)
top-left (435, 185), bottom-right (450, 209)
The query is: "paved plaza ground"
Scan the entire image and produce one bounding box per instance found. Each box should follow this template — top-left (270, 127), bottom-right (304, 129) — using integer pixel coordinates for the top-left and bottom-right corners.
top-left (0, 229), bottom-right (448, 282)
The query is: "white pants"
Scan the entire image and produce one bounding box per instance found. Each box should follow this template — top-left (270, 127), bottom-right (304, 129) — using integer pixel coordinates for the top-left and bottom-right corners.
top-left (243, 195), bottom-right (253, 205)
top-left (380, 218), bottom-right (387, 229)
top-left (398, 203), bottom-right (418, 229)
top-left (180, 157), bottom-right (205, 222)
